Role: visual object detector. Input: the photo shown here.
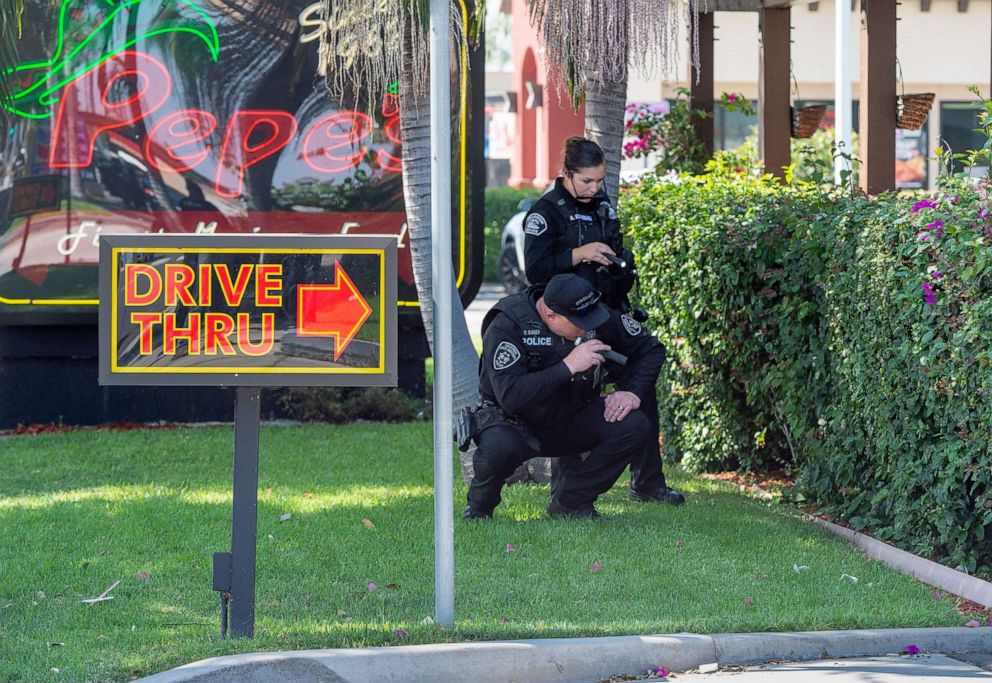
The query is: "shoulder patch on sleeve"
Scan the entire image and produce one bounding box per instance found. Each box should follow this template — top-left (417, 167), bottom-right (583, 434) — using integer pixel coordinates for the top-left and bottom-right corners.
top-left (621, 314), bottom-right (642, 336)
top-left (493, 341), bottom-right (522, 370)
top-left (524, 213), bottom-right (548, 236)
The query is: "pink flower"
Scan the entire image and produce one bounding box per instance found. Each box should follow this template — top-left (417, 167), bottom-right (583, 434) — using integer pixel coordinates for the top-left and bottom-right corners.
top-left (589, 561), bottom-right (603, 572)
top-left (395, 628), bottom-right (410, 638)
top-left (652, 666), bottom-right (670, 678)
top-left (727, 93), bottom-right (737, 103)
top-left (966, 619), bottom-right (982, 628)
top-left (905, 644), bottom-right (921, 655)
top-left (367, 582), bottom-right (377, 591)
top-left (505, 544), bottom-right (517, 553)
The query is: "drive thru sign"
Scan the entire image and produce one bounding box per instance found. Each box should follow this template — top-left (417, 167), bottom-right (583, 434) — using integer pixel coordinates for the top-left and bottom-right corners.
top-left (99, 234), bottom-right (397, 385)
top-left (98, 233), bottom-right (397, 637)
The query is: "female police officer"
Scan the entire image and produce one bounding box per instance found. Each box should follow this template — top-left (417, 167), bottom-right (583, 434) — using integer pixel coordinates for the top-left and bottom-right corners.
top-left (523, 137), bottom-right (634, 310)
top-left (521, 137), bottom-right (684, 506)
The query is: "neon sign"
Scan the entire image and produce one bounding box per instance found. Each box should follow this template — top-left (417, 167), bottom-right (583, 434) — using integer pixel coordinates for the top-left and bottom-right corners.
top-left (2, 0), bottom-right (220, 120)
top-left (0, 0), bottom-right (475, 314)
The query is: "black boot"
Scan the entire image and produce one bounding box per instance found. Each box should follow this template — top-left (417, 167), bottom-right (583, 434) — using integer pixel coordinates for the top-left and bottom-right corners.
top-left (629, 486), bottom-right (686, 505)
top-left (546, 497), bottom-right (602, 519)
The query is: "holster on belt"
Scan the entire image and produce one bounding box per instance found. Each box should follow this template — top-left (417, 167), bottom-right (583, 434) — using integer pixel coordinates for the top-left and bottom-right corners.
top-left (470, 401), bottom-right (541, 452)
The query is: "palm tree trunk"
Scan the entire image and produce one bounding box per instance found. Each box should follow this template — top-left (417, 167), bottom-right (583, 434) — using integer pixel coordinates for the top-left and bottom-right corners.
top-left (584, 69), bottom-right (628, 208)
top-left (399, 19), bottom-right (480, 484)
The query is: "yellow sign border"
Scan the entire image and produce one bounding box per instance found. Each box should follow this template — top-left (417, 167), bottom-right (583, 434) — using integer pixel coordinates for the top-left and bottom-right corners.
top-left (110, 246), bottom-right (387, 375)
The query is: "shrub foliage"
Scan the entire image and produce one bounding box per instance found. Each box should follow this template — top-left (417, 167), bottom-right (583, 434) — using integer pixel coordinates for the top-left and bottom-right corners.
top-left (622, 168), bottom-right (992, 575)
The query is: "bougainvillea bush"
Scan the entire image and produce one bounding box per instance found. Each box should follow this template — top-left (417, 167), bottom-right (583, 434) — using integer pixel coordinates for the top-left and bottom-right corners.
top-left (622, 167), bottom-right (992, 575)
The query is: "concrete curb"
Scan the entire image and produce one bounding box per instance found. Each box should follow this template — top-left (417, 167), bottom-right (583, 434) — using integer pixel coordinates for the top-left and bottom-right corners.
top-left (136, 627), bottom-right (992, 683)
top-left (814, 518), bottom-right (992, 608)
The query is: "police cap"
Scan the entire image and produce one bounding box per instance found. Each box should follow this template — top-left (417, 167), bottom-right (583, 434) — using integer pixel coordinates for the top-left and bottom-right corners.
top-left (543, 274), bottom-right (610, 330)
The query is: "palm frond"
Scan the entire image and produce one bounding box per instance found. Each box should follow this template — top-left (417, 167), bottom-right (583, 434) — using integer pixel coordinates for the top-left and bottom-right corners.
top-left (318, 0), bottom-right (467, 116)
top-left (527, 0), bottom-right (700, 104)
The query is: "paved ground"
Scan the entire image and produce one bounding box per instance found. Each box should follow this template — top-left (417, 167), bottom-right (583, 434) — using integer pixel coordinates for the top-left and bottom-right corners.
top-left (464, 283), bottom-right (505, 337)
top-left (673, 654), bottom-right (992, 681)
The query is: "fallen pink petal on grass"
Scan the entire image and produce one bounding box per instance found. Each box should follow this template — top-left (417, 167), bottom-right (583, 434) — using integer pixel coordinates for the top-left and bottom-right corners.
top-left (966, 620), bottom-right (982, 628)
top-left (135, 572), bottom-right (150, 581)
top-left (366, 582), bottom-right (377, 592)
top-left (395, 629), bottom-right (409, 638)
top-left (505, 544), bottom-right (517, 553)
top-left (743, 598), bottom-right (754, 606)
top-left (905, 644), bottom-right (920, 655)
top-left (589, 561), bottom-right (603, 572)
top-left (652, 666), bottom-right (670, 677)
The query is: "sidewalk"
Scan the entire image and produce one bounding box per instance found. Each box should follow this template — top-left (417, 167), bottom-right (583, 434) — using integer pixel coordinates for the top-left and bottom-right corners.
top-left (676, 654), bottom-right (992, 681)
top-left (137, 627), bottom-right (992, 682)
top-left (464, 283), bottom-right (505, 337)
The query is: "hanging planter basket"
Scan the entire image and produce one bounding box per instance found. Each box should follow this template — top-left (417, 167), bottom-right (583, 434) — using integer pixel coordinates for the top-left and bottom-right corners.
top-left (897, 92), bottom-right (935, 130)
top-left (791, 105), bottom-right (827, 139)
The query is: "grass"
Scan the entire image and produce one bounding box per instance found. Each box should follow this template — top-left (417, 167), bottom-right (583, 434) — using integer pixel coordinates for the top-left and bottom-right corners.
top-left (0, 423), bottom-right (968, 682)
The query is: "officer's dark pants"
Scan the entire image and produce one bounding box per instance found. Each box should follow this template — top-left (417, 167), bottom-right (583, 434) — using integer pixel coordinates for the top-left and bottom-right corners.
top-left (628, 390), bottom-right (668, 493)
top-left (467, 396), bottom-right (650, 514)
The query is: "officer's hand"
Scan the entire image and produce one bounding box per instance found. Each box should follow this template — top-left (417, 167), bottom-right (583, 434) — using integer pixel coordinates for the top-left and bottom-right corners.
top-left (563, 340), bottom-right (610, 374)
top-left (604, 390), bottom-right (641, 423)
top-left (571, 242), bottom-right (616, 267)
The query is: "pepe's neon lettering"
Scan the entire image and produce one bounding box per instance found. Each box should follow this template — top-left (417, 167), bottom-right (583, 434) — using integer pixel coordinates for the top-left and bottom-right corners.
top-left (47, 49), bottom-right (399, 197)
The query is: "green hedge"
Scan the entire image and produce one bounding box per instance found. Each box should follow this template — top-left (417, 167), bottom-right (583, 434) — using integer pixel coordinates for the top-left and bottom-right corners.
top-left (622, 169), bottom-right (992, 575)
top-left (483, 186), bottom-right (542, 282)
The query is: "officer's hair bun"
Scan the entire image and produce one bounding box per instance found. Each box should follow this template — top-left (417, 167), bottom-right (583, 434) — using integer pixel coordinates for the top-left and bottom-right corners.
top-left (563, 137), bottom-right (605, 174)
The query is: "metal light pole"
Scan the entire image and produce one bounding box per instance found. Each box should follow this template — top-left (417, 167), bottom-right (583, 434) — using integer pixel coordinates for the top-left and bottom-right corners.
top-left (430, 0), bottom-right (455, 628)
top-left (835, 0), bottom-right (853, 185)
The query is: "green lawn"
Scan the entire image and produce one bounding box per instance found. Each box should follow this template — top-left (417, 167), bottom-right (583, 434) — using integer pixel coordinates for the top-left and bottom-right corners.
top-left (0, 424), bottom-right (969, 682)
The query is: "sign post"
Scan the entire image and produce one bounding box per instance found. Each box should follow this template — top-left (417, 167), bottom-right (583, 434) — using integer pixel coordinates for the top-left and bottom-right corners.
top-left (99, 234), bottom-right (397, 638)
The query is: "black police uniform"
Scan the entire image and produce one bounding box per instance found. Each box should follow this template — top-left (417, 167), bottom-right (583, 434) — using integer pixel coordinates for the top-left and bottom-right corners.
top-left (522, 179), bottom-right (673, 498)
top-left (465, 285), bottom-right (663, 516)
top-left (523, 178), bottom-right (633, 310)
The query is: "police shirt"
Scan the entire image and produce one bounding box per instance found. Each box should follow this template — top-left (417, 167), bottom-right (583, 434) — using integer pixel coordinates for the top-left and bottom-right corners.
top-left (480, 287), bottom-right (665, 426)
top-left (522, 178), bottom-right (619, 290)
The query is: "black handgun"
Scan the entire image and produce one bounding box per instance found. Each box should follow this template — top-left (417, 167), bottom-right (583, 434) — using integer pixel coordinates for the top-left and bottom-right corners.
top-left (604, 253), bottom-right (627, 268)
top-left (602, 349), bottom-right (627, 366)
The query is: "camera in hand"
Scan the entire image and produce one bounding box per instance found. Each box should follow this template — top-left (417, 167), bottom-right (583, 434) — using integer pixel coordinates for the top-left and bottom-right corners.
top-left (602, 349), bottom-right (627, 366)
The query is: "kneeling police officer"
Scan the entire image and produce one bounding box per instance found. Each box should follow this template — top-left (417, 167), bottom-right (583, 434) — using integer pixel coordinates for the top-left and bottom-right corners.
top-left (463, 274), bottom-right (684, 520)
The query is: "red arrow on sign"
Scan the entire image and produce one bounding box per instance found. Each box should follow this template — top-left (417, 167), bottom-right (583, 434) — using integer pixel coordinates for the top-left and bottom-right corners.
top-left (296, 262), bottom-right (373, 361)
